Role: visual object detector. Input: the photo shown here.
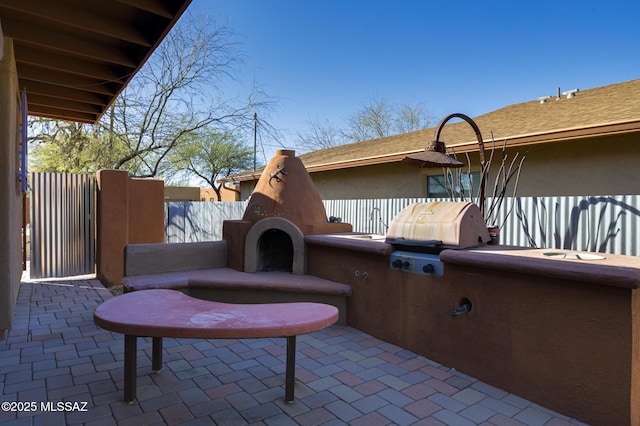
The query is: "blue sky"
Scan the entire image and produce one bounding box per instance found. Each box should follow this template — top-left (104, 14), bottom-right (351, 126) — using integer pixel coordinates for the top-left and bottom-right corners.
top-left (192, 0), bottom-right (640, 158)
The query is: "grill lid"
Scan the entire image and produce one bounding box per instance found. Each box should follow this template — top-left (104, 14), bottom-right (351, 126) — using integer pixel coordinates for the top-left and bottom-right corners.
top-left (386, 201), bottom-right (490, 249)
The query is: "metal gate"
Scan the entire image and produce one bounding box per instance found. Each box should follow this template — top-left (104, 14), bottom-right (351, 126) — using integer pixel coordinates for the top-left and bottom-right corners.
top-left (30, 172), bottom-right (95, 278)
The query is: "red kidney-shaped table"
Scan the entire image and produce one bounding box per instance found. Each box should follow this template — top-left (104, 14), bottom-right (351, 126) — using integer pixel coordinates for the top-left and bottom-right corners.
top-left (94, 289), bottom-right (339, 403)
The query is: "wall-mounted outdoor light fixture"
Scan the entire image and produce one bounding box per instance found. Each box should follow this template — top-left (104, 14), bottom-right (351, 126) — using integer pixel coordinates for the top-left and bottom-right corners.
top-left (403, 113), bottom-right (487, 216)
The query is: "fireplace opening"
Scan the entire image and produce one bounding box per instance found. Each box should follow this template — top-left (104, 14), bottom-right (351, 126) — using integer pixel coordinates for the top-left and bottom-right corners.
top-left (243, 217), bottom-right (307, 274)
top-left (258, 229), bottom-right (294, 272)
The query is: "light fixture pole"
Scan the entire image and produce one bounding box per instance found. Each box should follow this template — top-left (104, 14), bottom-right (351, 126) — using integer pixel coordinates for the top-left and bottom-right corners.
top-left (403, 113), bottom-right (487, 216)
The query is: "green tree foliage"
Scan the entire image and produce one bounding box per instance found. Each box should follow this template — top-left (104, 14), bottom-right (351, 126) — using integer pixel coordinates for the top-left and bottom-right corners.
top-left (29, 119), bottom-right (126, 173)
top-left (168, 129), bottom-right (253, 201)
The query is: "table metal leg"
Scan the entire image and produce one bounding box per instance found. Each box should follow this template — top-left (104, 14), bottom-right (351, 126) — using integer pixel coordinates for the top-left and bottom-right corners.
top-left (285, 335), bottom-right (296, 403)
top-left (124, 335), bottom-right (137, 403)
top-left (152, 337), bottom-right (163, 371)
top-left (124, 333), bottom-right (299, 404)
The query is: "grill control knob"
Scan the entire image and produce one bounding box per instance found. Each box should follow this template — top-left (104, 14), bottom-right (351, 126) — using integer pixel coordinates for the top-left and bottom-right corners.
top-left (423, 264), bottom-right (435, 273)
top-left (391, 259), bottom-right (403, 269)
top-left (403, 260), bottom-right (411, 269)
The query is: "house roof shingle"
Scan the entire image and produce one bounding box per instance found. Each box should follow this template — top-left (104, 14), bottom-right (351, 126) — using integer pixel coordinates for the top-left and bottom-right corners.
top-left (227, 78), bottom-right (640, 181)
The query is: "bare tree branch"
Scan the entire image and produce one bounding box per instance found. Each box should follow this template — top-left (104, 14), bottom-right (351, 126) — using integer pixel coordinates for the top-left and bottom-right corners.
top-left (99, 12), bottom-right (277, 178)
top-left (296, 97), bottom-right (437, 153)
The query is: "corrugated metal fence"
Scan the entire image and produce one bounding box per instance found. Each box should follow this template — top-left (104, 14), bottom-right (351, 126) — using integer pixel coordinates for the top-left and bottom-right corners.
top-left (496, 195), bottom-right (640, 256)
top-left (166, 201), bottom-right (248, 243)
top-left (166, 195), bottom-right (640, 256)
top-left (30, 172), bottom-right (95, 278)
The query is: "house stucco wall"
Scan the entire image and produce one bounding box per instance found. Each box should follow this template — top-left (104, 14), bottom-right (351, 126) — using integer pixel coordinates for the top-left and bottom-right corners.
top-left (299, 133), bottom-right (639, 200)
top-left (0, 37), bottom-right (23, 337)
top-left (515, 133), bottom-right (639, 196)
top-left (311, 163), bottom-right (425, 199)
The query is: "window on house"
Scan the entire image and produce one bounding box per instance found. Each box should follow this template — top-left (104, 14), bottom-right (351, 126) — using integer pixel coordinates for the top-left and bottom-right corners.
top-left (427, 171), bottom-right (480, 199)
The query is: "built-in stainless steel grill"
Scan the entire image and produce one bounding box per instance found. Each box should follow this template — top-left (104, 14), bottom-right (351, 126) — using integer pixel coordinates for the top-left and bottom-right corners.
top-left (386, 201), bottom-right (490, 275)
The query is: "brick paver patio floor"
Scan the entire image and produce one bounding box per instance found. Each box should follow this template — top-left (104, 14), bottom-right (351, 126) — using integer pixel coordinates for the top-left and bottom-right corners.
top-left (1, 277), bottom-right (588, 425)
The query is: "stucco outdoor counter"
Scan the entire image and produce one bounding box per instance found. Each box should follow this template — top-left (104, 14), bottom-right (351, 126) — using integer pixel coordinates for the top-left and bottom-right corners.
top-left (304, 233), bottom-right (394, 256)
top-left (302, 237), bottom-right (640, 424)
top-left (439, 245), bottom-right (640, 289)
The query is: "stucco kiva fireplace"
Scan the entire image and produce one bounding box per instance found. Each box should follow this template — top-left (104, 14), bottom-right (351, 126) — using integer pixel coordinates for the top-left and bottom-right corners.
top-left (223, 150), bottom-right (352, 274)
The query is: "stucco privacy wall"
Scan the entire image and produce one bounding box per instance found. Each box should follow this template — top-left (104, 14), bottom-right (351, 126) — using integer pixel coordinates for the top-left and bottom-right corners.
top-left (96, 170), bottom-right (164, 288)
top-left (0, 37), bottom-right (22, 337)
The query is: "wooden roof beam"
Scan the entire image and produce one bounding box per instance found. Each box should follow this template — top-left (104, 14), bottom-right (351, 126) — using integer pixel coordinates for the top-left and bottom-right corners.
top-left (2, 18), bottom-right (137, 67)
top-left (14, 44), bottom-right (124, 82)
top-left (18, 80), bottom-right (110, 106)
top-left (0, 1), bottom-right (152, 46)
top-left (27, 93), bottom-right (104, 115)
top-left (17, 64), bottom-right (120, 96)
top-left (114, 0), bottom-right (174, 18)
top-left (28, 105), bottom-right (99, 124)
